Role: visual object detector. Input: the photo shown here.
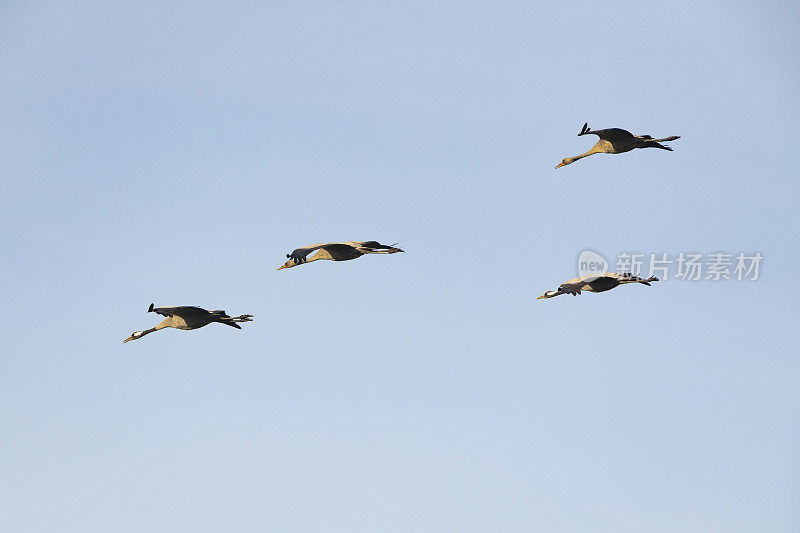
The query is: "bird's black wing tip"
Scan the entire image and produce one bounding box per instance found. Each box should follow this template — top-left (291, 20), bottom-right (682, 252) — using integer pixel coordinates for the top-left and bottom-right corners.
top-left (148, 303), bottom-right (154, 312)
top-left (289, 248), bottom-right (308, 262)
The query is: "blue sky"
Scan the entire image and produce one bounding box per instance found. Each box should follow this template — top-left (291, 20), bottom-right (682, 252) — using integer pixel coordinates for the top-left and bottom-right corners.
top-left (1, 2), bottom-right (799, 531)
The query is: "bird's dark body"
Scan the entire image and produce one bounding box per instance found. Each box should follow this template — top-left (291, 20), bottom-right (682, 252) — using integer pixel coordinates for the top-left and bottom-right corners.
top-left (581, 277), bottom-right (620, 293)
top-left (285, 241), bottom-right (402, 265)
top-left (149, 304), bottom-right (243, 329)
top-left (554, 273), bottom-right (655, 296)
top-left (289, 243), bottom-right (362, 263)
top-left (584, 127), bottom-right (636, 142)
top-left (125, 303), bottom-right (253, 342)
top-left (559, 277), bottom-right (619, 294)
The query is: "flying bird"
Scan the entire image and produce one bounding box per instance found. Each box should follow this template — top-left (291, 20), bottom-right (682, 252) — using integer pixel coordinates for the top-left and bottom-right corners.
top-left (537, 272), bottom-right (659, 299)
top-left (123, 303), bottom-right (253, 343)
top-left (555, 123), bottom-right (680, 168)
top-left (278, 241), bottom-right (404, 270)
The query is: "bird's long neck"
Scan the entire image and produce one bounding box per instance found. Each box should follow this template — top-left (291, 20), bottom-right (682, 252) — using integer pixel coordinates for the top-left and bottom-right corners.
top-left (140, 327), bottom-right (158, 337)
top-left (571, 144), bottom-right (604, 162)
top-left (155, 316), bottom-right (178, 330)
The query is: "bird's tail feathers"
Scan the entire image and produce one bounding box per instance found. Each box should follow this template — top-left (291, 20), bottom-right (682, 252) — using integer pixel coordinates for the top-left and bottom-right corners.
top-left (618, 273), bottom-right (660, 285)
top-left (361, 241), bottom-right (402, 250)
top-left (619, 272), bottom-right (650, 282)
top-left (645, 141), bottom-right (673, 151)
top-left (363, 242), bottom-right (404, 254)
top-left (646, 135), bottom-right (680, 148)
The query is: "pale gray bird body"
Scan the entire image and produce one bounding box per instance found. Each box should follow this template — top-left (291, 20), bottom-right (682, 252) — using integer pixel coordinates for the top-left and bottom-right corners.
top-left (556, 123), bottom-right (680, 168)
top-left (123, 304), bottom-right (253, 342)
top-left (278, 240), bottom-right (404, 270)
top-left (537, 272), bottom-right (659, 299)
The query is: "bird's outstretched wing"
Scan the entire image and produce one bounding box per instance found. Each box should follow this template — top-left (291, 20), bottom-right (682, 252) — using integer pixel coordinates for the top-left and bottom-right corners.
top-left (149, 304), bottom-right (211, 320)
top-left (558, 274), bottom-right (614, 294)
top-left (606, 272), bottom-right (643, 281)
top-left (359, 240), bottom-right (392, 249)
top-left (355, 241), bottom-right (404, 253)
top-left (605, 272), bottom-right (655, 285)
top-left (579, 122), bottom-right (635, 144)
top-left (286, 242), bottom-right (344, 263)
top-left (558, 284), bottom-right (583, 295)
top-left (557, 278), bottom-right (588, 295)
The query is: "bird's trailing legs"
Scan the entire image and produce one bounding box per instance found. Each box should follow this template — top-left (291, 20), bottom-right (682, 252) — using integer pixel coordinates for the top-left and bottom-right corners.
top-left (364, 249), bottom-right (404, 254)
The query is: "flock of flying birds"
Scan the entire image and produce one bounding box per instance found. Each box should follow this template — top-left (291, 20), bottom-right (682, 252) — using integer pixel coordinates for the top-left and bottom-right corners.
top-left (124, 122), bottom-right (681, 343)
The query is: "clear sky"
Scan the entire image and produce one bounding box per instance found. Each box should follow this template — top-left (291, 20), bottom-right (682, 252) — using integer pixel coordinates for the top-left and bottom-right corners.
top-left (2, 2), bottom-right (799, 532)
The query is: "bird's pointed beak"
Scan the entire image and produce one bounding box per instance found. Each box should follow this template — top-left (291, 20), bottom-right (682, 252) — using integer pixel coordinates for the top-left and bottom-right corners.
top-left (555, 162), bottom-right (565, 169)
top-left (536, 294), bottom-right (547, 299)
top-left (123, 335), bottom-right (135, 343)
top-left (277, 264), bottom-right (287, 271)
